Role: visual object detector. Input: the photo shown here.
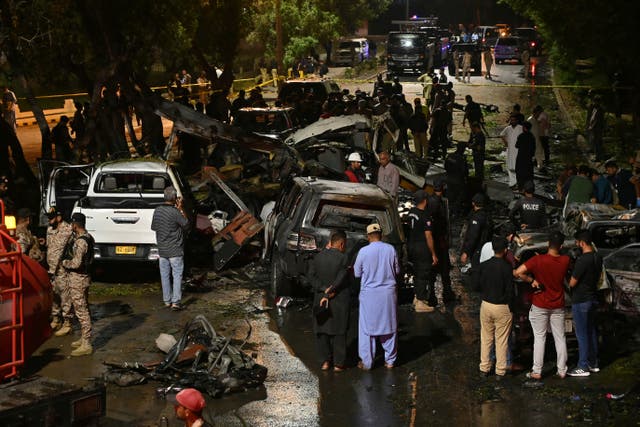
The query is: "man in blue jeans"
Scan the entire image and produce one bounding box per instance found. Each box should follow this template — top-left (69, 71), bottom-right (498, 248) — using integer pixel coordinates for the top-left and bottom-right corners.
top-left (567, 230), bottom-right (601, 377)
top-left (151, 186), bottom-right (189, 311)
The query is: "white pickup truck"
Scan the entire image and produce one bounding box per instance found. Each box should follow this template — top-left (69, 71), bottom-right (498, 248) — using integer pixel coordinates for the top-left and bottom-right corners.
top-left (39, 158), bottom-right (192, 262)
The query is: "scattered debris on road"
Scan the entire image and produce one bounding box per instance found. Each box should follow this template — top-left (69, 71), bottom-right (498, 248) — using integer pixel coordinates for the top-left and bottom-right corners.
top-left (103, 315), bottom-right (267, 397)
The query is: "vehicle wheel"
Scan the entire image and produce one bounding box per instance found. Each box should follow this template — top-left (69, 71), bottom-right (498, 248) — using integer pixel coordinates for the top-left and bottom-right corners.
top-left (271, 257), bottom-right (292, 297)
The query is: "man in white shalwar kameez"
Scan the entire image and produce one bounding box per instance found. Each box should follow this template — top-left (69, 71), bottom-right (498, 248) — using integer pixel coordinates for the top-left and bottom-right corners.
top-left (354, 223), bottom-right (400, 370)
top-left (500, 115), bottom-right (523, 187)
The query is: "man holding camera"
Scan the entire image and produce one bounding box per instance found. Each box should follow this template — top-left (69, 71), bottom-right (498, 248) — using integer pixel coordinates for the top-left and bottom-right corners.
top-left (151, 186), bottom-right (189, 311)
top-left (513, 231), bottom-right (570, 379)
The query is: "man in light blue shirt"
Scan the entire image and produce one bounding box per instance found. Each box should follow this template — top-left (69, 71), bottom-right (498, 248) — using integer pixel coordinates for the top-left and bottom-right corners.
top-left (354, 223), bottom-right (400, 369)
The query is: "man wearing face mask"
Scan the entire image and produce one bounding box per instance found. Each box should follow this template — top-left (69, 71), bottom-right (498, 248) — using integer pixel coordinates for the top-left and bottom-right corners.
top-left (567, 230), bottom-right (602, 377)
top-left (46, 207), bottom-right (74, 332)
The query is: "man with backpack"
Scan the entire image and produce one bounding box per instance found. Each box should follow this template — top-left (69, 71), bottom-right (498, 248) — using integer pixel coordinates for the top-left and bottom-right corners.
top-left (60, 212), bottom-right (95, 356)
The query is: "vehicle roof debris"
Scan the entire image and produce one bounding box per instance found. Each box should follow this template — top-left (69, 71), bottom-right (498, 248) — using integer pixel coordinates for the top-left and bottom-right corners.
top-left (103, 315), bottom-right (267, 398)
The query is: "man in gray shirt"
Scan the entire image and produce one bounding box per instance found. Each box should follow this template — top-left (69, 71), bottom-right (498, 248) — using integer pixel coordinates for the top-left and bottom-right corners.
top-left (151, 186), bottom-right (189, 310)
top-left (376, 151), bottom-right (400, 201)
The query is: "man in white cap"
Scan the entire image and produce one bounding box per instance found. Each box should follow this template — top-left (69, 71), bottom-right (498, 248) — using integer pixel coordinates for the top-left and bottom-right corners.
top-left (171, 388), bottom-right (211, 427)
top-left (354, 223), bottom-right (400, 369)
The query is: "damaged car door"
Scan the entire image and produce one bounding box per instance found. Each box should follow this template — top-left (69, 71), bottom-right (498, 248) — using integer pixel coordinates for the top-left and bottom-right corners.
top-left (38, 160), bottom-right (93, 226)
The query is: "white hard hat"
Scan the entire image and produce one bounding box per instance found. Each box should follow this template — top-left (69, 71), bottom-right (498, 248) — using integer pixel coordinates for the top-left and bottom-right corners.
top-left (347, 152), bottom-right (363, 162)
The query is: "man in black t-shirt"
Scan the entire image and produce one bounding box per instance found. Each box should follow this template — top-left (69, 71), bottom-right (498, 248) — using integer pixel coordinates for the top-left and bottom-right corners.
top-left (567, 230), bottom-right (601, 377)
top-left (462, 95), bottom-right (483, 128)
top-left (478, 237), bottom-right (513, 378)
top-left (408, 190), bottom-right (439, 312)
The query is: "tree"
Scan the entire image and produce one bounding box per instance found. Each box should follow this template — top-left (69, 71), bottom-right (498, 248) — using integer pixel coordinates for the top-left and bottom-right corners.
top-left (0, 0), bottom-right (248, 162)
top-left (499, 0), bottom-right (639, 86)
top-left (247, 0), bottom-right (392, 68)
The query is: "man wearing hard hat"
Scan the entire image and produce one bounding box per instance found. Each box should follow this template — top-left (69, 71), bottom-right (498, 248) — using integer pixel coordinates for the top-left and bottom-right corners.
top-left (344, 152), bottom-right (366, 183)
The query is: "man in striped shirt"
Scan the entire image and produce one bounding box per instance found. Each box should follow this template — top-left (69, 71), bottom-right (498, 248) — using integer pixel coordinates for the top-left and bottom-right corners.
top-left (151, 186), bottom-right (189, 310)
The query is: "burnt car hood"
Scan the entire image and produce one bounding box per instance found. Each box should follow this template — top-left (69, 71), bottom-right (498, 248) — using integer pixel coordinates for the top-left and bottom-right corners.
top-left (285, 115), bottom-right (370, 146)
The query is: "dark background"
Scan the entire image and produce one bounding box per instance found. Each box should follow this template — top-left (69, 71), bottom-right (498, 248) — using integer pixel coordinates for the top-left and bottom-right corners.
top-left (370, 0), bottom-right (532, 33)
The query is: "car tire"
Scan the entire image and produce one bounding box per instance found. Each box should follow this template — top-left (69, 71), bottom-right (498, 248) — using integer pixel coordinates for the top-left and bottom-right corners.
top-left (271, 257), bottom-right (292, 297)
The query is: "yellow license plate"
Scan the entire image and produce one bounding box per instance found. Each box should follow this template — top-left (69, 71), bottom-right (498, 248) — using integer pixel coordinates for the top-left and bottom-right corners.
top-left (115, 246), bottom-right (137, 255)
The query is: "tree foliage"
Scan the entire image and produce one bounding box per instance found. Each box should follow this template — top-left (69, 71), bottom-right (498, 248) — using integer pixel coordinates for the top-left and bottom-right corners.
top-left (247, 0), bottom-right (391, 66)
top-left (499, 0), bottom-right (639, 85)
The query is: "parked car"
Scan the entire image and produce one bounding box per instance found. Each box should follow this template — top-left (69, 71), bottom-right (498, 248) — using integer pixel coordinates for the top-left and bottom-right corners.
top-left (40, 158), bottom-right (194, 262)
top-left (511, 27), bottom-right (543, 56)
top-left (265, 177), bottom-right (405, 295)
top-left (386, 31), bottom-right (434, 76)
top-left (493, 36), bottom-right (523, 64)
top-left (334, 38), bottom-right (370, 66)
top-left (232, 107), bottom-right (299, 141)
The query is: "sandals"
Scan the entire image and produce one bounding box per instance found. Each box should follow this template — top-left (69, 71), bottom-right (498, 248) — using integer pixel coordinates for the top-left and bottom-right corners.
top-left (525, 371), bottom-right (542, 380)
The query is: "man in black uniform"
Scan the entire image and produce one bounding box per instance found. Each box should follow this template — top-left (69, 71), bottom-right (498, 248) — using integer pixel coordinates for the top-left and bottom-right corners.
top-left (392, 76), bottom-right (403, 95)
top-left (515, 121), bottom-right (536, 190)
top-left (429, 99), bottom-right (452, 160)
top-left (308, 230), bottom-right (351, 371)
top-left (427, 180), bottom-right (456, 304)
top-left (467, 122), bottom-right (486, 181)
top-left (509, 181), bottom-right (547, 231)
top-left (445, 143), bottom-right (469, 218)
top-left (460, 193), bottom-right (493, 289)
top-left (408, 190), bottom-right (439, 312)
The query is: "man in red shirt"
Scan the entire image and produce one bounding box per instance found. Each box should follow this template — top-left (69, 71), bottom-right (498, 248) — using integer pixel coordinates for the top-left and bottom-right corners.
top-left (513, 231), bottom-right (570, 379)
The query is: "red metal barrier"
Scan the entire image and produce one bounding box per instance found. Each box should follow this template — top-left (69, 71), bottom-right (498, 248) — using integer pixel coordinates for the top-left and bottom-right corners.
top-left (0, 200), bottom-right (52, 381)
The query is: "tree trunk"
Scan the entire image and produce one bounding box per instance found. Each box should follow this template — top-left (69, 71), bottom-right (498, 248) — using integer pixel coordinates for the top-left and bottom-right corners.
top-left (15, 74), bottom-right (52, 159)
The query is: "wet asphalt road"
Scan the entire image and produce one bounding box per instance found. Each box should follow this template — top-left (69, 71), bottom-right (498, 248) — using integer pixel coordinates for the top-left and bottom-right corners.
top-left (270, 273), bottom-right (553, 426)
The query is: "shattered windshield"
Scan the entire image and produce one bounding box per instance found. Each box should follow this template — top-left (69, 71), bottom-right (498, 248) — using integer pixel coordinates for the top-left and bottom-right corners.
top-left (313, 200), bottom-right (391, 234)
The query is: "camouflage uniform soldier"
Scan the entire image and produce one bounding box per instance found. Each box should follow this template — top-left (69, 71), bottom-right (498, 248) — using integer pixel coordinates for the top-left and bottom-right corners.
top-left (60, 212), bottom-right (94, 356)
top-left (15, 208), bottom-right (44, 262)
top-left (45, 208), bottom-right (74, 332)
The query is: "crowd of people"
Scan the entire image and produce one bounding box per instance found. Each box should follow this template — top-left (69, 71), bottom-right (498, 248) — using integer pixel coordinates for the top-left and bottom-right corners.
top-left (302, 67), bottom-right (639, 378)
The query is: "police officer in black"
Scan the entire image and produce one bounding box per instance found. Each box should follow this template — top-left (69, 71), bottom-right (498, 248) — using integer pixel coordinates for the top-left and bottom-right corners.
top-left (467, 122), bottom-right (486, 182)
top-left (460, 193), bottom-right (493, 289)
top-left (509, 181), bottom-right (547, 231)
top-left (426, 180), bottom-right (456, 303)
top-left (444, 143), bottom-right (469, 218)
top-left (408, 190), bottom-right (439, 312)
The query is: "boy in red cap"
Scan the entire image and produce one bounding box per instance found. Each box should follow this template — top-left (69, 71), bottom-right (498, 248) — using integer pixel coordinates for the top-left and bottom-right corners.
top-left (172, 388), bottom-right (211, 427)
